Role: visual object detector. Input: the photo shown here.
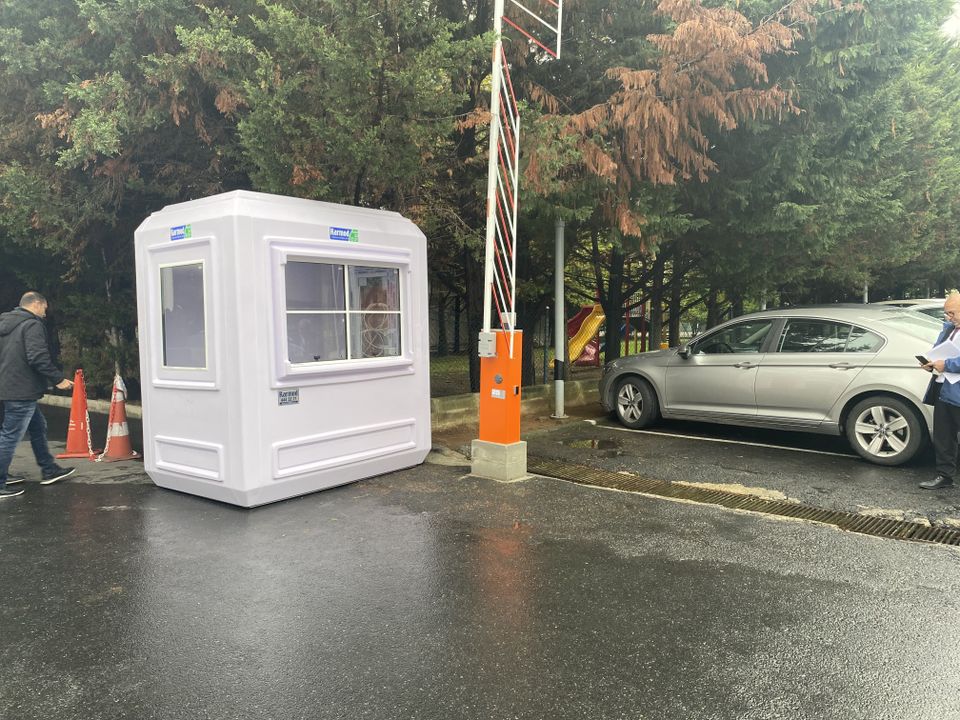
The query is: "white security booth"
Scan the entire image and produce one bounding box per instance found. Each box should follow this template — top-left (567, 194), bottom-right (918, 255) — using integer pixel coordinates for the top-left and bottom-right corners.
top-left (134, 190), bottom-right (431, 507)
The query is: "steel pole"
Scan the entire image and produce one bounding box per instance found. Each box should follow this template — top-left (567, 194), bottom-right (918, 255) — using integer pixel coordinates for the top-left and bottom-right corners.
top-left (552, 218), bottom-right (567, 418)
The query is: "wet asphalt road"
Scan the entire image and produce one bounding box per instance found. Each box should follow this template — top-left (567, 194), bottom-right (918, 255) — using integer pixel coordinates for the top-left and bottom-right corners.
top-left (3, 404), bottom-right (960, 719)
top-left (522, 415), bottom-right (960, 527)
top-left (3, 461), bottom-right (960, 720)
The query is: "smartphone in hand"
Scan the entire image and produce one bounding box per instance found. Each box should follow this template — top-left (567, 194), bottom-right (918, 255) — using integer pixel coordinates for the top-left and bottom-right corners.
top-left (917, 355), bottom-right (930, 365)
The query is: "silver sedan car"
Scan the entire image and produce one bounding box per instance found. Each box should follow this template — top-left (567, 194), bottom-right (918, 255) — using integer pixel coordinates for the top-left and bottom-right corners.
top-left (599, 306), bottom-right (942, 465)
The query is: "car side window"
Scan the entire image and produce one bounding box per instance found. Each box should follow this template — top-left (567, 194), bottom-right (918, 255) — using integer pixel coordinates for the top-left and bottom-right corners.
top-left (777, 320), bottom-right (851, 353)
top-left (693, 320), bottom-right (773, 355)
top-left (845, 326), bottom-right (883, 353)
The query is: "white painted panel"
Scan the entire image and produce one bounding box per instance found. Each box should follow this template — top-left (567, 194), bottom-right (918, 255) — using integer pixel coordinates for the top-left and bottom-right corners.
top-left (155, 436), bottom-right (224, 482)
top-left (274, 419), bottom-right (417, 479)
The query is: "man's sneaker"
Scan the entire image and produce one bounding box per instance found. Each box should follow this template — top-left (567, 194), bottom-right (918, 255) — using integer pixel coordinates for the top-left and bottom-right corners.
top-left (5, 476), bottom-right (24, 485)
top-left (40, 466), bottom-right (76, 485)
top-left (0, 487), bottom-right (25, 498)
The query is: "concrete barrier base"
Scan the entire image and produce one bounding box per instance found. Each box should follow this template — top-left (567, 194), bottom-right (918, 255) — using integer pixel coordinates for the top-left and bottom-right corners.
top-left (470, 439), bottom-right (528, 482)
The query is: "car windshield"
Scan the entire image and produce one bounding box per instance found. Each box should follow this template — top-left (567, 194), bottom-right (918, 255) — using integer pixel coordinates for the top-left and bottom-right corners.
top-left (875, 310), bottom-right (942, 342)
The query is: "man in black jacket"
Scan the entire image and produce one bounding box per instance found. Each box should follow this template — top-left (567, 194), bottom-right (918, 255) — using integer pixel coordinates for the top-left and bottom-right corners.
top-left (0, 291), bottom-right (76, 498)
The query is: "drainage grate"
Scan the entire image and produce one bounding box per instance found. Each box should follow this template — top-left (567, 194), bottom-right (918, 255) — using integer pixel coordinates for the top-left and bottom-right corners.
top-left (528, 457), bottom-right (960, 547)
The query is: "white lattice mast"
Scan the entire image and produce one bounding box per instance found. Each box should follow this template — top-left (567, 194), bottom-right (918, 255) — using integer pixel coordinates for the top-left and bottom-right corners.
top-left (480, 0), bottom-right (563, 360)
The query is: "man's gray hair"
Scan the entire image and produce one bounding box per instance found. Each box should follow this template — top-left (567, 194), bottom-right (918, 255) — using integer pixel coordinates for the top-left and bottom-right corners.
top-left (20, 291), bottom-right (47, 307)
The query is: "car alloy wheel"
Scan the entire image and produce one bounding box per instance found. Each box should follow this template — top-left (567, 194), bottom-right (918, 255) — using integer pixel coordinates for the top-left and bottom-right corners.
top-left (614, 376), bottom-right (659, 429)
top-left (845, 396), bottom-right (923, 466)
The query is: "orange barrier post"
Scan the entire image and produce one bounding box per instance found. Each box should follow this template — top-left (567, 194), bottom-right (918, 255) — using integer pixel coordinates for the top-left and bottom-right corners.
top-left (479, 330), bottom-right (523, 444)
top-left (57, 369), bottom-right (101, 460)
top-left (96, 374), bottom-right (140, 462)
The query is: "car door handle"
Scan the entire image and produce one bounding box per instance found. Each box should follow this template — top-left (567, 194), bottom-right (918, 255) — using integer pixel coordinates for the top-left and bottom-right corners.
top-left (828, 362), bottom-right (855, 369)
top-left (734, 361), bottom-right (757, 369)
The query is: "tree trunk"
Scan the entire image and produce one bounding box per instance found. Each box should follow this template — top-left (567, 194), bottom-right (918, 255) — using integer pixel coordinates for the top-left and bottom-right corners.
top-left (730, 293), bottom-right (744, 319)
top-left (668, 261), bottom-right (682, 347)
top-left (453, 296), bottom-right (462, 353)
top-left (102, 267), bottom-right (121, 376)
top-left (600, 245), bottom-right (625, 363)
top-left (464, 249), bottom-right (483, 393)
top-left (706, 287), bottom-right (722, 328)
top-left (515, 292), bottom-right (548, 386)
top-left (647, 252), bottom-right (666, 350)
top-left (436, 293), bottom-right (448, 356)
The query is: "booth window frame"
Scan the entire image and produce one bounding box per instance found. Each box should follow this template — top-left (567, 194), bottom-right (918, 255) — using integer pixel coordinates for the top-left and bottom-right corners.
top-left (284, 262), bottom-right (402, 364)
top-left (146, 236), bottom-right (219, 390)
top-left (159, 261), bottom-right (209, 370)
top-left (269, 238), bottom-right (415, 387)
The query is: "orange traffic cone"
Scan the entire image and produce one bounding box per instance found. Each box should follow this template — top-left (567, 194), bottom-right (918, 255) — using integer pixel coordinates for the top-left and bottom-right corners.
top-left (57, 369), bottom-right (101, 460)
top-left (96, 374), bottom-right (140, 462)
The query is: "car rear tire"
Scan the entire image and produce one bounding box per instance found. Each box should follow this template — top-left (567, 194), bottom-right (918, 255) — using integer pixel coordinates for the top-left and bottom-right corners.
top-left (614, 376), bottom-right (660, 429)
top-left (845, 396), bottom-right (924, 466)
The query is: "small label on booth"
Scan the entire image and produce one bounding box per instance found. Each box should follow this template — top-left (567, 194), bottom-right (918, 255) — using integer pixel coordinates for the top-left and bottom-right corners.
top-left (330, 227), bottom-right (359, 243)
top-left (491, 389), bottom-right (506, 400)
top-left (170, 224), bottom-right (192, 241)
top-left (278, 389), bottom-right (300, 406)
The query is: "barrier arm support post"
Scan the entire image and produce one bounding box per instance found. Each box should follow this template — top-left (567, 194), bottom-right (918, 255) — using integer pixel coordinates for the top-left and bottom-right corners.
top-left (471, 0), bottom-right (563, 482)
top-left (472, 0), bottom-right (527, 482)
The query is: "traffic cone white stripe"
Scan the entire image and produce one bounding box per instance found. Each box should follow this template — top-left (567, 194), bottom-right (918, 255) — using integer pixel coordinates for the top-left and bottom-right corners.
top-left (107, 422), bottom-right (130, 438)
top-left (96, 373), bottom-right (140, 462)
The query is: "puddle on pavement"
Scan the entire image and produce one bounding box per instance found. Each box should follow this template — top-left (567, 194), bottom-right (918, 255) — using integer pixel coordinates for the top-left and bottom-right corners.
top-left (562, 438), bottom-right (623, 456)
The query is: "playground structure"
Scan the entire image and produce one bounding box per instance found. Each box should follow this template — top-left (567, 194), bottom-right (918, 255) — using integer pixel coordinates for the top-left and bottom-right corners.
top-left (623, 297), bottom-right (650, 354)
top-left (567, 305), bottom-right (605, 366)
top-left (566, 297), bottom-right (652, 366)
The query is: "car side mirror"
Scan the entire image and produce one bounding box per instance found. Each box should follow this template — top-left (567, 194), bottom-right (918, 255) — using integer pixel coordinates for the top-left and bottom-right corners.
top-left (678, 344), bottom-right (691, 359)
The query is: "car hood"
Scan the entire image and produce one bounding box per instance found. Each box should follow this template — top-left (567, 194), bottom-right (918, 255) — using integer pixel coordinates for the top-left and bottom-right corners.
top-left (605, 348), bottom-right (677, 370)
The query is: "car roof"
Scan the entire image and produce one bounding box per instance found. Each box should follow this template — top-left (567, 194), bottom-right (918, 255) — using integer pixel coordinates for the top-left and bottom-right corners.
top-left (873, 298), bottom-right (944, 307)
top-left (732, 304), bottom-right (933, 321)
top-left (720, 305), bottom-right (945, 335)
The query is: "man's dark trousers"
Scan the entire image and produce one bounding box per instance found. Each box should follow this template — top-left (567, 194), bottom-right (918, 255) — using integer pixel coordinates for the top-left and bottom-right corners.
top-left (0, 400), bottom-right (58, 488)
top-left (932, 398), bottom-right (960, 480)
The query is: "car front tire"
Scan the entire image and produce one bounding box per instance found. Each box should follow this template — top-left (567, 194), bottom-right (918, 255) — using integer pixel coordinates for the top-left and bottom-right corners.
top-left (845, 396), bottom-right (924, 466)
top-left (614, 376), bottom-right (660, 429)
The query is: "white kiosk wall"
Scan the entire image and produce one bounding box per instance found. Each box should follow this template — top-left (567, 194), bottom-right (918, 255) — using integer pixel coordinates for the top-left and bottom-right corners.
top-left (134, 190), bottom-right (432, 507)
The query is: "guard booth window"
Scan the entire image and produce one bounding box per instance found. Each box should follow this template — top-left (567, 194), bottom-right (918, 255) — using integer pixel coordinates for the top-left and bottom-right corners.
top-left (160, 262), bottom-right (206, 368)
top-left (285, 262), bottom-right (401, 363)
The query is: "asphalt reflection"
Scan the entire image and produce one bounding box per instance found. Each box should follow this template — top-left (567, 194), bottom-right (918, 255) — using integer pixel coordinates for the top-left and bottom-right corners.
top-left (527, 413), bottom-right (955, 526)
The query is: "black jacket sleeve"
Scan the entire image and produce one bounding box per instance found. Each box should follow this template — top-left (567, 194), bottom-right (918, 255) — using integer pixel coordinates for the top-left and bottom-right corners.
top-left (21, 320), bottom-right (64, 385)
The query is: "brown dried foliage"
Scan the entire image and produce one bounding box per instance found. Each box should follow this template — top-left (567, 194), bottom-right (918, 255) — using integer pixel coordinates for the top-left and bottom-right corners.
top-left (537, 0), bottom-right (816, 240)
top-left (35, 108), bottom-right (72, 137)
top-left (214, 87), bottom-right (245, 116)
top-left (291, 164), bottom-right (325, 186)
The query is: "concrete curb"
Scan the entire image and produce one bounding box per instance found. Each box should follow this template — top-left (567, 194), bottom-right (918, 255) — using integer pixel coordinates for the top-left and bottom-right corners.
top-left (41, 379), bottom-right (600, 429)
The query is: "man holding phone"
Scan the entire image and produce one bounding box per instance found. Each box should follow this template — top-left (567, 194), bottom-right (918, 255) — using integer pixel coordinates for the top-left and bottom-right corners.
top-left (919, 292), bottom-right (960, 489)
top-left (0, 291), bottom-right (76, 498)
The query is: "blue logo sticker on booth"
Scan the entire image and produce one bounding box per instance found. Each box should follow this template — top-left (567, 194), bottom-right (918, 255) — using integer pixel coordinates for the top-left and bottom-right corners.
top-left (330, 227), bottom-right (359, 243)
top-left (278, 389), bottom-right (300, 406)
top-left (170, 224), bottom-right (192, 241)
